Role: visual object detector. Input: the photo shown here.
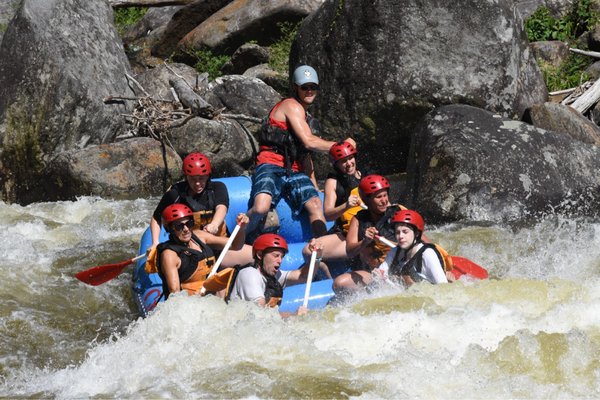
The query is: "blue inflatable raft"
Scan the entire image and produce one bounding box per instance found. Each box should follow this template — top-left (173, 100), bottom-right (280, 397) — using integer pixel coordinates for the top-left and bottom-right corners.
top-left (131, 176), bottom-right (340, 317)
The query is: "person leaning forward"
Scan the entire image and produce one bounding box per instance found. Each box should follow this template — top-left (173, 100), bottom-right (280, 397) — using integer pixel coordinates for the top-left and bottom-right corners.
top-left (332, 175), bottom-right (406, 296)
top-left (226, 233), bottom-right (324, 316)
top-left (245, 64), bottom-right (356, 241)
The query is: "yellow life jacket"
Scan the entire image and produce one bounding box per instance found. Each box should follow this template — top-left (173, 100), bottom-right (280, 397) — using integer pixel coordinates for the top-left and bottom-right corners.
top-left (192, 210), bottom-right (227, 237)
top-left (338, 187), bottom-right (365, 233)
top-left (146, 236), bottom-right (216, 296)
top-left (180, 259), bottom-right (213, 295)
top-left (434, 244), bottom-right (454, 273)
top-left (145, 246), bottom-right (158, 274)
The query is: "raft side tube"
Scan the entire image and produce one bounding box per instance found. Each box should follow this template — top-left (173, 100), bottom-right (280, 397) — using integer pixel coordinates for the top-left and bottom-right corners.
top-left (215, 176), bottom-right (333, 243)
top-left (278, 279), bottom-right (335, 314)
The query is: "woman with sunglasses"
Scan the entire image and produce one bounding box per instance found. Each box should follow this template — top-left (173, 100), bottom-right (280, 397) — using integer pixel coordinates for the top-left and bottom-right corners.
top-left (245, 64), bottom-right (356, 241)
top-left (157, 203), bottom-right (248, 299)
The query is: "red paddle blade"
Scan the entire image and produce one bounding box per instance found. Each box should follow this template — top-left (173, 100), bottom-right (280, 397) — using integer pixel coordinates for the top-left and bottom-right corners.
top-left (75, 259), bottom-right (134, 286)
top-left (450, 256), bottom-right (488, 280)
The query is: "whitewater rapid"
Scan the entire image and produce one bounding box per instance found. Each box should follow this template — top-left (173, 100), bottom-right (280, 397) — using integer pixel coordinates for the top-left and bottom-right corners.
top-left (0, 197), bottom-right (598, 398)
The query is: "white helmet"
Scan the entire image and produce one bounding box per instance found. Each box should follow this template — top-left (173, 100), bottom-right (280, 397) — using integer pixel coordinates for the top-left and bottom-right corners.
top-left (293, 65), bottom-right (319, 86)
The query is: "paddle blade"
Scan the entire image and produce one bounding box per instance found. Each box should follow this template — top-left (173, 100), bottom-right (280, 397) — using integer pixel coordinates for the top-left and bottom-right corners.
top-left (75, 259), bottom-right (134, 286)
top-left (202, 267), bottom-right (234, 293)
top-left (450, 256), bottom-right (488, 280)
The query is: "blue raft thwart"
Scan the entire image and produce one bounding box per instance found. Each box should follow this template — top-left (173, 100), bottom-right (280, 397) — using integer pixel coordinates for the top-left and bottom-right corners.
top-left (132, 176), bottom-right (339, 317)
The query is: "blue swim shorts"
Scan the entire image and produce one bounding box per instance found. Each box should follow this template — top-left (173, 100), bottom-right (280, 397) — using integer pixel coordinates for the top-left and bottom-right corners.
top-left (249, 163), bottom-right (319, 218)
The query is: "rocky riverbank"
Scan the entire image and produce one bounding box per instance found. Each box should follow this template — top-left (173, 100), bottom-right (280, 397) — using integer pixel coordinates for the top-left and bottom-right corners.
top-left (0, 0), bottom-right (598, 223)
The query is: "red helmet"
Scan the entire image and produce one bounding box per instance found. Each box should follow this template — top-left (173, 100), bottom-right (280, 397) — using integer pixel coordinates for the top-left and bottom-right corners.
top-left (391, 209), bottom-right (425, 233)
top-left (162, 204), bottom-right (193, 226)
top-left (252, 233), bottom-right (288, 258)
top-left (329, 141), bottom-right (357, 163)
top-left (182, 152), bottom-right (212, 176)
top-left (358, 174), bottom-right (390, 201)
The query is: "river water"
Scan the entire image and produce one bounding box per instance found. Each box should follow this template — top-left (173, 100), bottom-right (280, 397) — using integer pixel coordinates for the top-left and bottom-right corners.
top-left (0, 196), bottom-right (598, 398)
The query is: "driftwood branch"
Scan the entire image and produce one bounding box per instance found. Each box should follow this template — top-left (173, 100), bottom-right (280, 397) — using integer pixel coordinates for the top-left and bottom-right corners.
top-left (219, 113), bottom-right (262, 123)
top-left (568, 78), bottom-right (600, 113)
top-left (104, 95), bottom-right (174, 104)
top-left (109, 0), bottom-right (195, 8)
top-left (126, 73), bottom-right (150, 97)
top-left (169, 77), bottom-right (215, 118)
top-left (560, 80), bottom-right (594, 106)
top-left (549, 88), bottom-right (576, 96)
top-left (569, 47), bottom-right (600, 59)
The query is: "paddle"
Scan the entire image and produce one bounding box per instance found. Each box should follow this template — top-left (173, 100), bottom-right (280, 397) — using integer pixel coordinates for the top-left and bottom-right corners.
top-left (75, 254), bottom-right (146, 286)
top-left (375, 234), bottom-right (396, 248)
top-left (374, 235), bottom-right (488, 280)
top-left (200, 222), bottom-right (241, 295)
top-left (302, 250), bottom-right (318, 308)
top-left (450, 256), bottom-right (488, 280)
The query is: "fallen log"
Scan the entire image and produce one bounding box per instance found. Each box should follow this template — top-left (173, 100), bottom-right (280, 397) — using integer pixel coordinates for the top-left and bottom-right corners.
top-left (109, 0), bottom-right (195, 8)
top-left (568, 79), bottom-right (600, 114)
top-left (169, 77), bottom-right (214, 118)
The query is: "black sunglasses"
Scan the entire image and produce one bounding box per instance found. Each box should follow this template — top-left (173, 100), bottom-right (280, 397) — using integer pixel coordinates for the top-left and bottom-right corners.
top-left (173, 219), bottom-right (194, 232)
top-left (300, 84), bottom-right (319, 91)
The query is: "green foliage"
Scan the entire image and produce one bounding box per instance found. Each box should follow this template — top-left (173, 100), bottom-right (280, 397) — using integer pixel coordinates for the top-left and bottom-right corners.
top-left (540, 53), bottom-right (592, 91)
top-left (268, 21), bottom-right (301, 75)
top-left (114, 7), bottom-right (148, 35)
top-left (188, 48), bottom-right (230, 80)
top-left (525, 7), bottom-right (572, 41)
top-left (525, 0), bottom-right (599, 42)
top-left (526, 0), bottom-right (600, 91)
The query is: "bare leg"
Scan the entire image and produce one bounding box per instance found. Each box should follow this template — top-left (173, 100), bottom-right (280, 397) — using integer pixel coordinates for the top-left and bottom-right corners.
top-left (246, 192), bottom-right (273, 239)
top-left (302, 232), bottom-right (347, 260)
top-left (304, 196), bottom-right (327, 238)
top-left (333, 270), bottom-right (373, 295)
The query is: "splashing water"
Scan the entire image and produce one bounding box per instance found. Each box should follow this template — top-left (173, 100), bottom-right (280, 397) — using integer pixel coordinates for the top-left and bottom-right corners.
top-left (0, 198), bottom-right (598, 398)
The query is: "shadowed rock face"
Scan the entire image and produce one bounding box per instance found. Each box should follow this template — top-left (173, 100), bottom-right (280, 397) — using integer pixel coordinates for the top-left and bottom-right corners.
top-left (0, 0), bottom-right (21, 45)
top-left (404, 104), bottom-right (600, 223)
top-left (0, 0), bottom-right (133, 204)
top-left (290, 0), bottom-right (547, 174)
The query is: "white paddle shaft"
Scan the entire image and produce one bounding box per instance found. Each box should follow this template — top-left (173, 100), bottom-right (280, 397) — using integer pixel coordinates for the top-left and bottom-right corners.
top-left (376, 235), bottom-right (397, 248)
top-left (302, 251), bottom-right (318, 308)
top-left (200, 223), bottom-right (241, 294)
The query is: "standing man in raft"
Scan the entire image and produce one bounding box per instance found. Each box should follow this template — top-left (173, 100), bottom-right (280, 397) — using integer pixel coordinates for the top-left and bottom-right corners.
top-left (245, 64), bottom-right (356, 241)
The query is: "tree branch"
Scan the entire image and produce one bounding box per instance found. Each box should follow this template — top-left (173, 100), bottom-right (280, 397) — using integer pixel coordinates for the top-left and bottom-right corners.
top-left (569, 47), bottom-right (600, 59)
top-left (109, 0), bottom-right (195, 8)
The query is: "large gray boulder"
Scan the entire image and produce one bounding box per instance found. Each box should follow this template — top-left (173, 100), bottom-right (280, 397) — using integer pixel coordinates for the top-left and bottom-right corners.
top-left (122, 6), bottom-right (183, 44)
top-left (45, 138), bottom-right (181, 201)
top-left (168, 117), bottom-right (256, 175)
top-left (529, 40), bottom-right (570, 68)
top-left (404, 104), bottom-right (600, 223)
top-left (151, 0), bottom-right (232, 58)
top-left (178, 0), bottom-right (325, 55)
top-left (290, 0), bottom-right (548, 174)
top-left (0, 0), bottom-right (133, 204)
top-left (528, 102), bottom-right (600, 146)
top-left (208, 75), bottom-right (281, 117)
